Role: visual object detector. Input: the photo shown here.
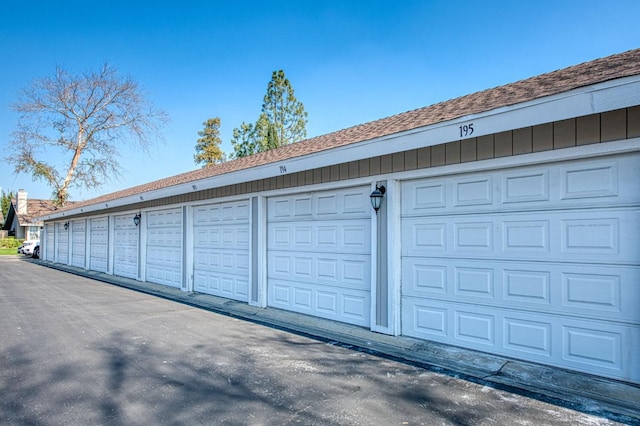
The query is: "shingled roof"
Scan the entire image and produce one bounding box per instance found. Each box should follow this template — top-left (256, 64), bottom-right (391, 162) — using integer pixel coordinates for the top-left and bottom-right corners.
top-left (60, 48), bottom-right (640, 212)
top-left (2, 198), bottom-right (61, 231)
top-left (18, 199), bottom-right (60, 225)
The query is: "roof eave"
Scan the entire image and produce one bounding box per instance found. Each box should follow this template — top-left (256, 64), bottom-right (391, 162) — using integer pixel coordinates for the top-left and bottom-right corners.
top-left (39, 74), bottom-right (640, 222)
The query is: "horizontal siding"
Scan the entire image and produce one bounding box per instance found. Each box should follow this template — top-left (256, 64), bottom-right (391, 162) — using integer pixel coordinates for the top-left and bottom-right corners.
top-left (602, 109), bottom-right (627, 142)
top-left (629, 106), bottom-right (640, 137)
top-left (60, 108), bottom-right (635, 220)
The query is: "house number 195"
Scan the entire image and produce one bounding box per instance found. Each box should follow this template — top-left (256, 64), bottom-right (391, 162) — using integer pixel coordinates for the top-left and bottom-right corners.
top-left (459, 123), bottom-right (474, 138)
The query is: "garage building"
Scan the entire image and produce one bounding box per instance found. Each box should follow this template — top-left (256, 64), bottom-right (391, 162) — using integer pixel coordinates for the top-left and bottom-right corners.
top-left (40, 49), bottom-right (640, 385)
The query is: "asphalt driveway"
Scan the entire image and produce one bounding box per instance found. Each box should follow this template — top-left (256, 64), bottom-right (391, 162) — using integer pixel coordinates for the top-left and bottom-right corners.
top-left (0, 257), bottom-right (627, 425)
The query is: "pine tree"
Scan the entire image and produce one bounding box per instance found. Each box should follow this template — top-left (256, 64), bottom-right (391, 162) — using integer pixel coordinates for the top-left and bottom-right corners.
top-left (194, 117), bottom-right (225, 167)
top-left (230, 121), bottom-right (260, 158)
top-left (231, 70), bottom-right (307, 158)
top-left (1, 190), bottom-right (15, 222)
top-left (265, 122), bottom-right (279, 151)
top-left (261, 70), bottom-right (307, 146)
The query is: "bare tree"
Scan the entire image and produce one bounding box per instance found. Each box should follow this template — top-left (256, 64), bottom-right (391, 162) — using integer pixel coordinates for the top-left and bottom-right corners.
top-left (7, 63), bottom-right (169, 206)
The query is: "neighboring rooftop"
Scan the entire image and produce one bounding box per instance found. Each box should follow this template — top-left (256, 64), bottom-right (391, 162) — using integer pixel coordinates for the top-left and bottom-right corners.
top-left (18, 199), bottom-right (60, 225)
top-left (2, 197), bottom-right (61, 231)
top-left (57, 48), bottom-right (640, 213)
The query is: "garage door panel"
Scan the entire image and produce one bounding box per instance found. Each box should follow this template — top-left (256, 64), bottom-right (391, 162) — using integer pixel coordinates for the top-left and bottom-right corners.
top-left (147, 267), bottom-right (183, 287)
top-left (195, 225), bottom-right (249, 249)
top-left (268, 251), bottom-right (369, 290)
top-left (114, 215), bottom-right (139, 279)
top-left (401, 154), bottom-right (639, 383)
top-left (56, 223), bottom-right (69, 264)
top-left (194, 202), bottom-right (249, 224)
top-left (502, 170), bottom-right (550, 204)
top-left (503, 316), bottom-right (552, 356)
top-left (147, 229), bottom-right (182, 246)
top-left (90, 217), bottom-right (108, 272)
top-left (267, 186), bottom-right (372, 327)
top-left (193, 200), bottom-right (249, 301)
top-left (268, 221), bottom-right (370, 254)
top-left (402, 155), bottom-right (640, 216)
top-left (403, 155), bottom-right (640, 217)
top-left (268, 279), bottom-right (370, 326)
top-left (402, 209), bottom-right (638, 264)
top-left (268, 187), bottom-right (370, 221)
top-left (146, 247), bottom-right (182, 279)
top-left (194, 271), bottom-right (248, 300)
top-left (71, 220), bottom-right (86, 268)
top-left (402, 298), bottom-right (639, 382)
top-left (403, 258), bottom-right (638, 323)
top-left (559, 320), bottom-right (639, 379)
top-left (148, 209), bottom-right (182, 227)
top-left (194, 248), bottom-right (249, 274)
top-left (45, 224), bottom-right (55, 261)
top-left (146, 209), bottom-right (182, 288)
top-left (147, 246), bottom-right (183, 263)
top-left (558, 157), bottom-right (635, 201)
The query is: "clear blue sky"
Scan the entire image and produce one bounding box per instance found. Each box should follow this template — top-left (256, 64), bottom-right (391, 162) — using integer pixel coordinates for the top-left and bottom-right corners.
top-left (1, 0), bottom-right (639, 201)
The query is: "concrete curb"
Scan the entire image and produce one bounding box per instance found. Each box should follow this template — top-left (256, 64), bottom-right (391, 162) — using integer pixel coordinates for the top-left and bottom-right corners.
top-left (34, 259), bottom-right (640, 424)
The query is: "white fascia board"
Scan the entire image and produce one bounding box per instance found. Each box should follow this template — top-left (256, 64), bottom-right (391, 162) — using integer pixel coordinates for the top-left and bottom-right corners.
top-left (301, 75), bottom-right (640, 167)
top-left (43, 75), bottom-right (640, 221)
top-left (285, 75), bottom-right (640, 170)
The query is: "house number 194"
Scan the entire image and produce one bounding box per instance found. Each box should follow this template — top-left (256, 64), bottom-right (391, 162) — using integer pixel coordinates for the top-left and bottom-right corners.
top-left (459, 123), bottom-right (474, 138)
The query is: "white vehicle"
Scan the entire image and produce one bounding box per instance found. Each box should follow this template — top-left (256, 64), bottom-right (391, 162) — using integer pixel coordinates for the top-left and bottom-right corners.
top-left (20, 240), bottom-right (40, 257)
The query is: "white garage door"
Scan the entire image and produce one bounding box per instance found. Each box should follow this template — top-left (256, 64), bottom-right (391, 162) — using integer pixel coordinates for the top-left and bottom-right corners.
top-left (267, 186), bottom-right (371, 327)
top-left (401, 153), bottom-right (640, 384)
top-left (89, 217), bottom-right (109, 272)
top-left (113, 214), bottom-right (139, 279)
top-left (70, 220), bottom-right (86, 268)
top-left (45, 223), bottom-right (55, 262)
top-left (56, 222), bottom-right (69, 264)
top-left (193, 200), bottom-right (249, 301)
top-left (146, 208), bottom-right (183, 288)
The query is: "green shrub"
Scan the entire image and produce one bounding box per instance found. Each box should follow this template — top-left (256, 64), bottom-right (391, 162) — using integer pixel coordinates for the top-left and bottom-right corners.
top-left (0, 238), bottom-right (23, 248)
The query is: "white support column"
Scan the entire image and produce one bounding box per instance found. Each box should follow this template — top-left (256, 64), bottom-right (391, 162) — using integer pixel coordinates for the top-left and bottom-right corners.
top-left (54, 222), bottom-right (59, 264)
top-left (41, 224), bottom-right (46, 261)
top-left (67, 222), bottom-right (72, 266)
top-left (107, 216), bottom-right (115, 275)
top-left (370, 179), bottom-right (401, 336)
top-left (370, 181), bottom-right (380, 331)
top-left (84, 219), bottom-right (90, 270)
top-left (183, 205), bottom-right (194, 292)
top-left (138, 211), bottom-right (147, 282)
top-left (249, 196), bottom-right (267, 307)
top-left (386, 179), bottom-right (402, 336)
top-left (46, 223), bottom-right (54, 262)
top-left (69, 220), bottom-right (75, 267)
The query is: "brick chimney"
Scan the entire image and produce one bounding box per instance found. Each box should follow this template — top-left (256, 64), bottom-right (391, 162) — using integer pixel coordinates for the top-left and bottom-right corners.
top-left (17, 189), bottom-right (27, 215)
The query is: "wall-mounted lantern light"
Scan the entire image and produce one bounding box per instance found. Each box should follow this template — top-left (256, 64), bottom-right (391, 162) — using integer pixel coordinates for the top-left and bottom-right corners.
top-left (370, 184), bottom-right (386, 214)
top-left (63, 222), bottom-right (69, 231)
top-left (133, 213), bottom-right (141, 227)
